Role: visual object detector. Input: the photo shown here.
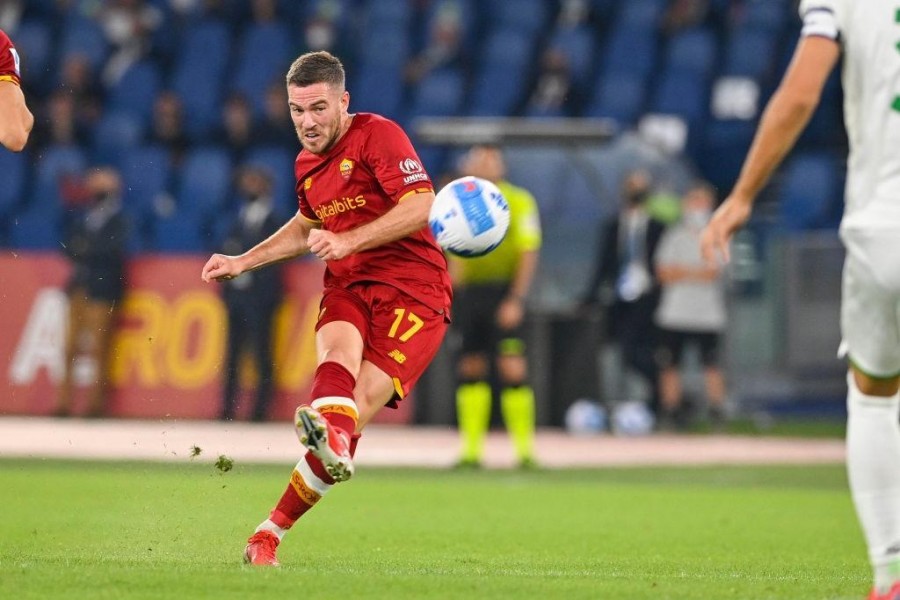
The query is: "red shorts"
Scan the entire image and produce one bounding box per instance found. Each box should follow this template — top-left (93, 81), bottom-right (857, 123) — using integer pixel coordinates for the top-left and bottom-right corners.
top-left (316, 282), bottom-right (450, 407)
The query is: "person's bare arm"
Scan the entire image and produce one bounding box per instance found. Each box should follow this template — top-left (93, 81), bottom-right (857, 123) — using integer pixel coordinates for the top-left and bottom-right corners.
top-left (701, 36), bottom-right (840, 263)
top-left (201, 211), bottom-right (315, 282)
top-left (0, 81), bottom-right (33, 152)
top-left (496, 249), bottom-right (539, 330)
top-left (657, 262), bottom-right (720, 284)
top-left (306, 191), bottom-right (434, 261)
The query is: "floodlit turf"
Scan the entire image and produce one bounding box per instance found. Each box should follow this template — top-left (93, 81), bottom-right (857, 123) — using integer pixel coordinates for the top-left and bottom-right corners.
top-left (0, 459), bottom-right (868, 600)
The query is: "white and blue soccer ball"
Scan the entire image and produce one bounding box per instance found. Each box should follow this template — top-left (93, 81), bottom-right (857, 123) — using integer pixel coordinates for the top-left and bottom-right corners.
top-left (612, 400), bottom-right (656, 436)
top-left (429, 176), bottom-right (510, 258)
top-left (564, 399), bottom-right (607, 436)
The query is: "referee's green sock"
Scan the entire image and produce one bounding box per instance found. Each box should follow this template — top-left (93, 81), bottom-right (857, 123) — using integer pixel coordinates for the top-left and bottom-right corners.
top-left (456, 382), bottom-right (491, 464)
top-left (501, 385), bottom-right (536, 465)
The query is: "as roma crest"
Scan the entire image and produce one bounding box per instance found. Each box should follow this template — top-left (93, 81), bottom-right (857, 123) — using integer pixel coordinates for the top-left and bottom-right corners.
top-left (339, 158), bottom-right (354, 180)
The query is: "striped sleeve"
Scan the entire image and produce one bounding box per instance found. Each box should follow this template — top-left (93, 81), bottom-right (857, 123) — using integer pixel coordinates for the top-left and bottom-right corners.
top-left (798, 0), bottom-right (840, 40)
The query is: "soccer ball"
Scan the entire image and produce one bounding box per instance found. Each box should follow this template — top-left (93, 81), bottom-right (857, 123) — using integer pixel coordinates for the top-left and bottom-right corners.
top-left (611, 400), bottom-right (656, 436)
top-left (428, 176), bottom-right (510, 257)
top-left (564, 399), bottom-right (607, 436)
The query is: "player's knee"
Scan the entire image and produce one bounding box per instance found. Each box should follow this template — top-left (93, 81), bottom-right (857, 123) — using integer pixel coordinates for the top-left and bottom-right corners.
top-left (498, 354), bottom-right (527, 386)
top-left (851, 366), bottom-right (900, 397)
top-left (457, 354), bottom-right (488, 382)
top-left (319, 350), bottom-right (362, 378)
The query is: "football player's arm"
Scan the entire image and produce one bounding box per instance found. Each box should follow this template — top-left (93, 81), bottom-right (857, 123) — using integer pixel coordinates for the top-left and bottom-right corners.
top-left (307, 190), bottom-right (434, 261)
top-left (202, 211), bottom-right (315, 282)
top-left (701, 35), bottom-right (840, 263)
top-left (0, 81), bottom-right (33, 152)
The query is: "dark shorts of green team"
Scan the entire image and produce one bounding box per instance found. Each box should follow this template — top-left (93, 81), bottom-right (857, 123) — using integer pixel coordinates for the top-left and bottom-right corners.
top-left (453, 282), bottom-right (526, 357)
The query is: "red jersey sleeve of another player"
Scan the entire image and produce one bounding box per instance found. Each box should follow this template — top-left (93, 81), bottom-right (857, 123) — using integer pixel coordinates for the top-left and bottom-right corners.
top-left (0, 30), bottom-right (21, 85)
top-left (362, 116), bottom-right (433, 202)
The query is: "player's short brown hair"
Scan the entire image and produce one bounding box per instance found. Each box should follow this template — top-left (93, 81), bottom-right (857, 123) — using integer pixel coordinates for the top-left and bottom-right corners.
top-left (286, 51), bottom-right (345, 90)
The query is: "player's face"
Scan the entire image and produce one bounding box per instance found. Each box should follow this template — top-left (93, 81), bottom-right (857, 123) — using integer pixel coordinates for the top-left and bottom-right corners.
top-left (287, 82), bottom-right (349, 155)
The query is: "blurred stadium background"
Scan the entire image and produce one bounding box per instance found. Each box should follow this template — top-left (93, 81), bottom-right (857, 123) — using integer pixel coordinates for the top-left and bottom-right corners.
top-left (0, 0), bottom-right (849, 428)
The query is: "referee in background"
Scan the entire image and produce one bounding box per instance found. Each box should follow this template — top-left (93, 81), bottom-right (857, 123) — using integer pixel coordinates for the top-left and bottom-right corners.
top-left (451, 144), bottom-right (542, 468)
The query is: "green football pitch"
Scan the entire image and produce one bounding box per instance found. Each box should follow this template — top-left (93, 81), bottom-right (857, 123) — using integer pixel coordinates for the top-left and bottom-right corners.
top-left (0, 459), bottom-right (868, 599)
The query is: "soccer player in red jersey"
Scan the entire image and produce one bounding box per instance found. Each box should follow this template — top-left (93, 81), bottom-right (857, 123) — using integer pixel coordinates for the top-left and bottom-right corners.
top-left (0, 28), bottom-right (33, 151)
top-left (201, 51), bottom-right (452, 566)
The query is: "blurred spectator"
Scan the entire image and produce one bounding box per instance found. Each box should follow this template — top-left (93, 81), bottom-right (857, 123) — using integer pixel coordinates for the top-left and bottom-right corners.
top-left (526, 48), bottom-right (575, 117)
top-left (654, 181), bottom-right (728, 431)
top-left (404, 1), bottom-right (464, 84)
top-left (97, 0), bottom-right (163, 85)
top-left (249, 0), bottom-right (277, 22)
top-left (218, 165), bottom-right (283, 421)
top-left (56, 167), bottom-right (129, 417)
top-left (581, 169), bottom-right (665, 417)
top-left (59, 52), bottom-right (103, 129)
top-left (147, 90), bottom-right (189, 163)
top-left (661, 0), bottom-right (710, 34)
top-left (0, 1), bottom-right (23, 32)
top-left (254, 81), bottom-right (296, 150)
top-left (212, 92), bottom-right (255, 160)
top-left (30, 90), bottom-right (88, 149)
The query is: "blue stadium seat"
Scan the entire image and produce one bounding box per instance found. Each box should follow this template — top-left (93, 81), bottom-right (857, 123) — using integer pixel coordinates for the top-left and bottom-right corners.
top-left (585, 73), bottom-right (647, 126)
top-left (232, 22), bottom-right (293, 117)
top-left (666, 27), bottom-right (717, 76)
top-left (0, 150), bottom-right (27, 230)
top-left (741, 0), bottom-right (790, 30)
top-left (603, 25), bottom-right (657, 79)
top-left (175, 146), bottom-right (233, 218)
top-left (59, 16), bottom-right (108, 70)
top-left (469, 63), bottom-right (529, 117)
top-left (697, 120), bottom-right (756, 193)
top-left (482, 0), bottom-right (549, 34)
top-left (468, 28), bottom-right (534, 116)
top-left (151, 146), bottom-right (232, 252)
top-left (91, 111), bottom-right (145, 167)
top-left (107, 61), bottom-right (163, 126)
top-left (408, 69), bottom-right (466, 119)
top-left (361, 0), bottom-right (412, 26)
top-left (722, 27), bottom-right (778, 80)
top-left (778, 153), bottom-right (841, 231)
top-left (151, 210), bottom-right (209, 252)
top-left (482, 27), bottom-right (535, 66)
top-left (650, 68), bottom-right (709, 125)
top-left (10, 20), bottom-right (52, 92)
top-left (351, 64), bottom-right (405, 120)
top-left (243, 145), bottom-right (297, 218)
top-left (29, 145), bottom-right (87, 210)
top-left (120, 145), bottom-right (172, 250)
top-left (357, 24), bottom-right (410, 67)
top-left (170, 20), bottom-right (231, 140)
top-left (9, 146), bottom-right (86, 250)
top-left (616, 0), bottom-right (667, 28)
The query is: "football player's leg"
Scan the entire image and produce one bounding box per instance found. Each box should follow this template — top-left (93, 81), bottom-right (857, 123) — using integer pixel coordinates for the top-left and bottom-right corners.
top-left (842, 249), bottom-right (900, 596)
top-left (456, 352), bottom-right (491, 466)
top-left (354, 360), bottom-right (399, 430)
top-left (497, 337), bottom-right (535, 467)
top-left (293, 321), bottom-right (364, 482)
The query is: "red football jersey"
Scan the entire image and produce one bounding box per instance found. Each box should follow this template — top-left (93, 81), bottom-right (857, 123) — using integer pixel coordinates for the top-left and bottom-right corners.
top-left (0, 29), bottom-right (21, 86)
top-left (295, 113), bottom-right (452, 314)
